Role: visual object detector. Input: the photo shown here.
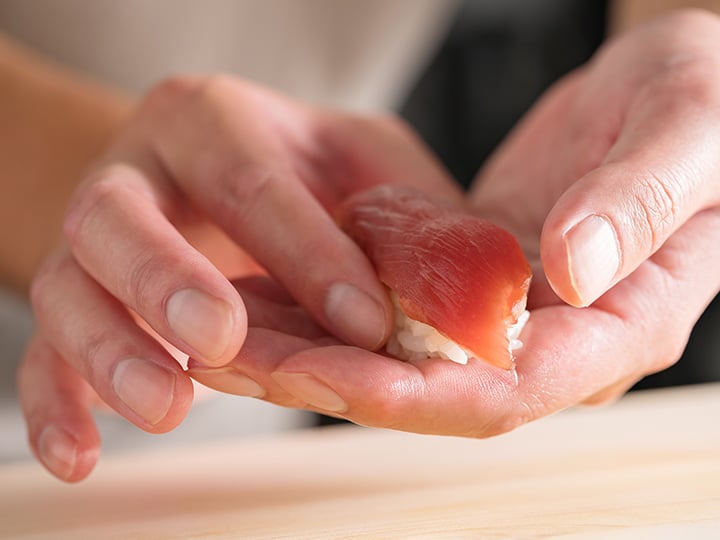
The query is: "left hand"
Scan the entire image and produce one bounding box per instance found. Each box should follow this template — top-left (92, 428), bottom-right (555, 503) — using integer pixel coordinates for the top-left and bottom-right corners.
top-left (193, 10), bottom-right (720, 436)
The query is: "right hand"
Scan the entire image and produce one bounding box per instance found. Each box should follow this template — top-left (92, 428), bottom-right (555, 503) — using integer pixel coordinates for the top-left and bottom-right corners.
top-left (19, 75), bottom-right (461, 481)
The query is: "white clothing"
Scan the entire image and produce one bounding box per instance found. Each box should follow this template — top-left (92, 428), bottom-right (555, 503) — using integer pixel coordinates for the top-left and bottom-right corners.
top-left (0, 0), bottom-right (458, 110)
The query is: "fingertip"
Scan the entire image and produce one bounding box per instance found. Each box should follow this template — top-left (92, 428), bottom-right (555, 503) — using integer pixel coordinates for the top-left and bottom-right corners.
top-left (35, 424), bottom-right (100, 483)
top-left (565, 215), bottom-right (621, 306)
top-left (141, 363), bottom-right (195, 433)
top-left (324, 282), bottom-right (392, 350)
top-left (542, 212), bottom-right (621, 307)
top-left (270, 371), bottom-right (349, 414)
top-left (18, 336), bottom-right (102, 482)
top-left (188, 366), bottom-right (266, 398)
top-left (540, 220), bottom-right (583, 307)
top-left (165, 287), bottom-right (248, 367)
top-left (110, 358), bottom-right (194, 433)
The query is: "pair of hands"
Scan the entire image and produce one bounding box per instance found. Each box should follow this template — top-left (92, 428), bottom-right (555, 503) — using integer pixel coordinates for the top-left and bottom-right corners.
top-left (19, 11), bottom-right (720, 481)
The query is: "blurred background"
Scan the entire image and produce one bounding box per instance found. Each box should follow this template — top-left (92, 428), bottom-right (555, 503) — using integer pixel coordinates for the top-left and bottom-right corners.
top-left (1, 0), bottom-right (717, 463)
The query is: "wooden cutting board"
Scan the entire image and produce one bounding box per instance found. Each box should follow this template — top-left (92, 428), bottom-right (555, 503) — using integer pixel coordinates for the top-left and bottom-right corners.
top-left (1, 383), bottom-right (719, 539)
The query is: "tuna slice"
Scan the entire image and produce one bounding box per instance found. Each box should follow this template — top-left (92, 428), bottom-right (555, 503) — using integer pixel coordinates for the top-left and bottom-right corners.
top-left (338, 185), bottom-right (531, 370)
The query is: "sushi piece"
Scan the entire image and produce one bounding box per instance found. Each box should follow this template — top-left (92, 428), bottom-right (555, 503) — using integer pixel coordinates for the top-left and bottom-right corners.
top-left (338, 185), bottom-right (531, 370)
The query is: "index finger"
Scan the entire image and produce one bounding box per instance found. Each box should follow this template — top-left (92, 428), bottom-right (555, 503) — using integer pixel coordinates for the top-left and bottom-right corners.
top-left (148, 77), bottom-right (461, 350)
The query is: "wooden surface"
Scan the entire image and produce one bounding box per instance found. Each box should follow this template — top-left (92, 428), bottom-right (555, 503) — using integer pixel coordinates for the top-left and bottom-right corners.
top-left (1, 383), bottom-right (719, 539)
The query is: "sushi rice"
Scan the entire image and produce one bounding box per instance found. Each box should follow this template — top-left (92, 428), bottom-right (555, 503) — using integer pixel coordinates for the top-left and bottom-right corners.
top-left (386, 292), bottom-right (530, 365)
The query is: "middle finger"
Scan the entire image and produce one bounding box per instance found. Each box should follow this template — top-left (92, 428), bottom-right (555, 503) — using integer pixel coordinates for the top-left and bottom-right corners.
top-left (31, 251), bottom-right (194, 431)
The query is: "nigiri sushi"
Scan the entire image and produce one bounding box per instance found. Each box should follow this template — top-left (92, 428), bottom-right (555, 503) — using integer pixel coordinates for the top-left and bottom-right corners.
top-left (338, 185), bottom-right (531, 370)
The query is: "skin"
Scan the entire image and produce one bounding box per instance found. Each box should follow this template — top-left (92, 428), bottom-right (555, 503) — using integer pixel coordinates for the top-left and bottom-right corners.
top-left (193, 11), bottom-right (720, 431)
top-left (4, 4), bottom-right (720, 481)
top-left (19, 76), bottom-right (462, 482)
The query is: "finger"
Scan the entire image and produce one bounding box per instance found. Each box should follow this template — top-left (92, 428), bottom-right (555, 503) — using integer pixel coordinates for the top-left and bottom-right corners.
top-left (269, 210), bottom-right (720, 435)
top-left (232, 274), bottom-right (296, 305)
top-left (18, 336), bottom-right (100, 482)
top-left (140, 79), bottom-right (391, 350)
top-left (308, 110), bottom-right (465, 206)
top-left (188, 327), bottom-right (326, 409)
top-left (263, 309), bottom-right (645, 436)
top-left (31, 251), bottom-right (194, 431)
top-left (235, 286), bottom-right (327, 340)
top-left (144, 78), bottom-right (462, 351)
top-left (563, 208), bottom-right (720, 403)
top-left (581, 376), bottom-right (639, 406)
top-left (542, 66), bottom-right (720, 306)
top-left (64, 162), bottom-right (248, 367)
top-left (269, 345), bottom-right (523, 435)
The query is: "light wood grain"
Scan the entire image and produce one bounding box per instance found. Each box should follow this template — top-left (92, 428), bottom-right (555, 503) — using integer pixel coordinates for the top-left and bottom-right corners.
top-left (1, 384), bottom-right (719, 539)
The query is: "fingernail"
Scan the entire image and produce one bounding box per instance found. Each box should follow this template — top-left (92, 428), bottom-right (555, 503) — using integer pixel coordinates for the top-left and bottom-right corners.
top-left (271, 372), bottom-right (348, 413)
top-left (166, 288), bottom-right (234, 363)
top-left (38, 425), bottom-right (77, 480)
top-left (325, 282), bottom-right (387, 350)
top-left (113, 358), bottom-right (175, 425)
top-left (188, 367), bottom-right (265, 398)
top-left (564, 215), bottom-right (620, 306)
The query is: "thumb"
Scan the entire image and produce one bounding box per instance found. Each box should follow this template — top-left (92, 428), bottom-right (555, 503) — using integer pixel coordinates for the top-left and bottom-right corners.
top-left (541, 80), bottom-right (720, 307)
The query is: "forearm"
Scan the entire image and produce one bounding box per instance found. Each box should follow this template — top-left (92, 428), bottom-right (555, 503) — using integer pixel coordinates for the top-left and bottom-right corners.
top-left (0, 34), bottom-right (132, 292)
top-left (610, 0), bottom-right (720, 33)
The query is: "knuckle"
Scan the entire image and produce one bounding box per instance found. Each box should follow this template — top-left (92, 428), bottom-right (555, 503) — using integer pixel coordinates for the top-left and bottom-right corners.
top-left (28, 257), bottom-right (111, 390)
top-left (214, 162), bottom-right (280, 227)
top-left (582, 383), bottom-right (631, 407)
top-left (636, 306), bottom-right (692, 375)
top-left (77, 330), bottom-right (110, 388)
top-left (362, 375), bottom-right (426, 431)
top-left (655, 351), bottom-right (681, 373)
top-left (480, 399), bottom-right (537, 437)
top-left (652, 58), bottom-right (720, 111)
top-left (141, 74), bottom-right (253, 123)
top-left (629, 11), bottom-right (720, 114)
top-left (477, 416), bottom-right (515, 438)
top-left (461, 389), bottom-right (538, 438)
top-left (63, 166), bottom-right (130, 248)
top-left (193, 73), bottom-right (242, 101)
top-left (29, 260), bottom-right (55, 314)
top-left (141, 75), bottom-right (204, 113)
top-left (322, 110), bottom-right (400, 140)
top-left (351, 111), bottom-right (414, 141)
top-left (371, 112), bottom-right (413, 135)
top-left (125, 248), bottom-right (165, 312)
top-left (15, 343), bottom-right (35, 395)
top-left (582, 392), bottom-right (614, 407)
top-left (630, 169), bottom-right (681, 252)
top-left (29, 253), bottom-right (74, 315)
top-left (642, 15), bottom-right (720, 107)
top-left (654, 331), bottom-right (689, 372)
top-left (188, 74), bottom-right (260, 116)
top-left (471, 409), bottom-right (530, 438)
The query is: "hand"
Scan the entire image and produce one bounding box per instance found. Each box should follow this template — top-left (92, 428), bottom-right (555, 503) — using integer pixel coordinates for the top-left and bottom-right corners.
top-left (471, 8), bottom-right (720, 405)
top-left (18, 75), bottom-right (460, 481)
top-left (191, 10), bottom-right (720, 435)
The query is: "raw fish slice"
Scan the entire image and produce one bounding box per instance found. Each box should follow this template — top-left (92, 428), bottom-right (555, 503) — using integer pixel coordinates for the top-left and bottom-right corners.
top-left (338, 185), bottom-right (531, 369)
